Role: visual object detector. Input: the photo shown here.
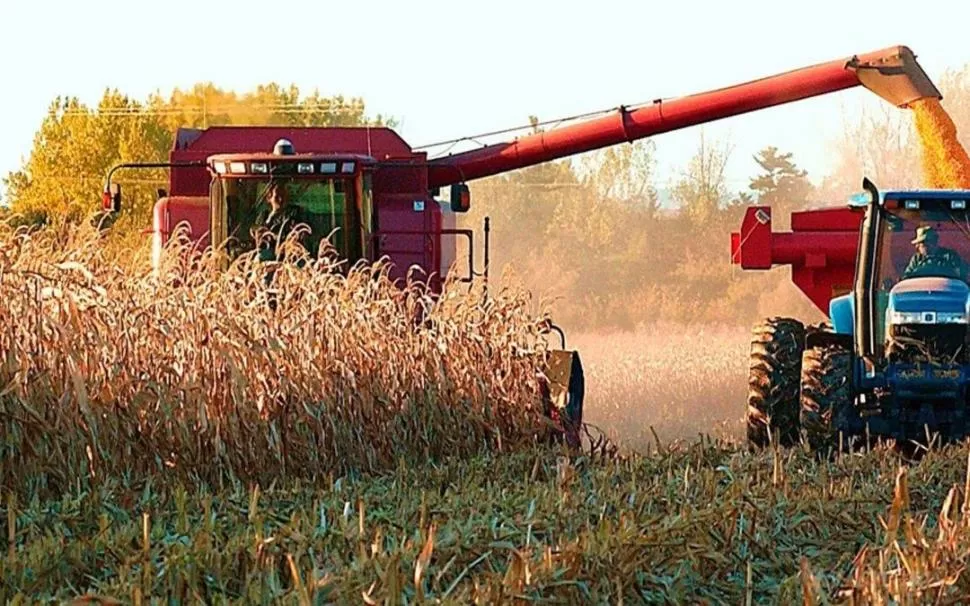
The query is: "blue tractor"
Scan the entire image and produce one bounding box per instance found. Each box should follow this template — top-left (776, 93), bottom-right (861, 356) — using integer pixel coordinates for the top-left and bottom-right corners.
top-left (741, 179), bottom-right (970, 451)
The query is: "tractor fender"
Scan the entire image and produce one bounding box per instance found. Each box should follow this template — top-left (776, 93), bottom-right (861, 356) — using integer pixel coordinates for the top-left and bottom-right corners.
top-left (829, 293), bottom-right (854, 336)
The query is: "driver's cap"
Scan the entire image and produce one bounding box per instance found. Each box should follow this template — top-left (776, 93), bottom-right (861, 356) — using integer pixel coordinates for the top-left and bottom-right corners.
top-left (912, 225), bottom-right (938, 244)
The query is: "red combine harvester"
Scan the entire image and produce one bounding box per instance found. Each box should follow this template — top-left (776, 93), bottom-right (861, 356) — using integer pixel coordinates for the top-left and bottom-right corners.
top-left (104, 46), bottom-right (937, 448)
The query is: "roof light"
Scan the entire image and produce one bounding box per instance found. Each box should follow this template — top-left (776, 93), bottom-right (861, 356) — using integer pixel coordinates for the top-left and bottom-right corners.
top-left (953, 199), bottom-right (967, 210)
top-left (341, 162), bottom-right (356, 174)
top-left (273, 139), bottom-right (295, 155)
top-left (229, 162), bottom-right (247, 174)
top-left (904, 199), bottom-right (920, 210)
top-left (320, 162), bottom-right (337, 174)
top-left (251, 162), bottom-right (269, 174)
top-left (297, 162), bottom-right (315, 174)
top-left (213, 161), bottom-right (228, 175)
top-left (884, 199), bottom-right (899, 209)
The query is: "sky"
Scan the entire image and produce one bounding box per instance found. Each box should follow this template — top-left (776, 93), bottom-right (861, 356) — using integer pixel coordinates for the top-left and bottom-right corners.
top-left (1, 0), bottom-right (968, 203)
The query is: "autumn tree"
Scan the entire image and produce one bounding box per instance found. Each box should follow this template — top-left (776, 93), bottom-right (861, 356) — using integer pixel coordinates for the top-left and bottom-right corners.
top-left (4, 84), bottom-right (390, 228)
top-left (815, 104), bottom-right (921, 202)
top-left (459, 122), bottom-right (668, 329)
top-left (938, 63), bottom-right (970, 152)
top-left (672, 131), bottom-right (733, 228)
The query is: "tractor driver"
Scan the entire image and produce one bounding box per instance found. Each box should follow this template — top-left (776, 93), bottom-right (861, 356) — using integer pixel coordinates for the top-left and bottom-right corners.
top-left (902, 225), bottom-right (968, 281)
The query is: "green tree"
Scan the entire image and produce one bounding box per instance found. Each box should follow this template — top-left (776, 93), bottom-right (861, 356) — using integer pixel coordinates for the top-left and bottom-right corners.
top-left (747, 146), bottom-right (813, 230)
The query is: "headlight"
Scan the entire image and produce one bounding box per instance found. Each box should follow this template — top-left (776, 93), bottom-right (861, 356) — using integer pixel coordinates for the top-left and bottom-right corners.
top-left (889, 310), bottom-right (968, 324)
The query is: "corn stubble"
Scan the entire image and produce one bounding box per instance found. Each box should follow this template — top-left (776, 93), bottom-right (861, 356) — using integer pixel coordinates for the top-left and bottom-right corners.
top-left (5, 226), bottom-right (970, 604)
top-left (8, 437), bottom-right (970, 603)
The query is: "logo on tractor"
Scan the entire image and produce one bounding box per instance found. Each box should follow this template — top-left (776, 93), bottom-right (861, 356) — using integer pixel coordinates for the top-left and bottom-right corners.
top-left (897, 367), bottom-right (926, 380)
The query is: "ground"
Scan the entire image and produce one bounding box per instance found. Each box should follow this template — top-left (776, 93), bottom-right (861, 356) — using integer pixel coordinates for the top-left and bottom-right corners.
top-left (575, 323), bottom-right (748, 449)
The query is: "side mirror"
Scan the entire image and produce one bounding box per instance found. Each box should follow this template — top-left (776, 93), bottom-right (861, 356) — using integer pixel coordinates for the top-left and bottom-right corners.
top-left (102, 183), bottom-right (122, 213)
top-left (450, 183), bottom-right (470, 213)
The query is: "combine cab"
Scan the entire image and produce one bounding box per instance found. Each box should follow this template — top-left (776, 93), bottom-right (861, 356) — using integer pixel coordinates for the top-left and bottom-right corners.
top-left (104, 45), bottom-right (940, 449)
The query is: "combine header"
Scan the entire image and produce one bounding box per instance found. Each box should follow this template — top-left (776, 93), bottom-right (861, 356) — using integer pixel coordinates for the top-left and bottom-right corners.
top-left (103, 45), bottom-right (938, 448)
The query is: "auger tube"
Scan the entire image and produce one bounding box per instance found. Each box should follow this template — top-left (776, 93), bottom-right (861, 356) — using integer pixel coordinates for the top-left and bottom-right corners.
top-left (427, 45), bottom-right (940, 188)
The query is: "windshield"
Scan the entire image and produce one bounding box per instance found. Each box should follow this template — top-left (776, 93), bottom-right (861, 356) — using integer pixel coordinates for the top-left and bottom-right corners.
top-left (218, 176), bottom-right (372, 263)
top-left (875, 207), bottom-right (970, 289)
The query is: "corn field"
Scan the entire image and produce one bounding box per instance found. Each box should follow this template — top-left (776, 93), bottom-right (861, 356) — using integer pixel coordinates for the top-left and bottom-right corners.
top-left (574, 325), bottom-right (749, 450)
top-left (7, 218), bottom-right (970, 603)
top-left (0, 218), bottom-right (564, 501)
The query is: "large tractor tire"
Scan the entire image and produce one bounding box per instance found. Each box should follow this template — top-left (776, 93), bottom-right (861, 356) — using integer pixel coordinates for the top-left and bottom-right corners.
top-left (746, 317), bottom-right (806, 448)
top-left (799, 343), bottom-right (853, 453)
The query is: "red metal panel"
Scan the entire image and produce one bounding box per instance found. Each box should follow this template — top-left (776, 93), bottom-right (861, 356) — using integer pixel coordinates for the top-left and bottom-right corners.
top-left (772, 233), bottom-right (858, 265)
top-left (790, 207), bottom-right (863, 231)
top-left (183, 126), bottom-right (413, 157)
top-left (374, 196), bottom-right (435, 285)
top-left (792, 265), bottom-right (856, 312)
top-left (151, 196), bottom-right (209, 269)
top-left (732, 207), bottom-right (773, 269)
top-left (733, 206), bottom-right (862, 313)
top-left (168, 150), bottom-right (211, 196)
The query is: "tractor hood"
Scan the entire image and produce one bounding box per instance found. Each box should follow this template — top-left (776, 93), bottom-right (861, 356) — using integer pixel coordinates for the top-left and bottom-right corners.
top-left (887, 277), bottom-right (970, 320)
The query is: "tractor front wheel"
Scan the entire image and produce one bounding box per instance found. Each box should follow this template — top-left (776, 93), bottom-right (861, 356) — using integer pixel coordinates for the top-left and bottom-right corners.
top-left (746, 317), bottom-right (806, 448)
top-left (799, 343), bottom-right (854, 453)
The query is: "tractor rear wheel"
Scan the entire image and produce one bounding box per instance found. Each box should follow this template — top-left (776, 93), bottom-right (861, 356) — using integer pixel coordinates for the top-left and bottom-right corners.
top-left (799, 342), bottom-right (853, 453)
top-left (746, 317), bottom-right (806, 448)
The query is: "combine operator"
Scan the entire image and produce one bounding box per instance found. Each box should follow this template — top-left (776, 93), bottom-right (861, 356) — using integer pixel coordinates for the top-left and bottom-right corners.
top-left (903, 225), bottom-right (969, 281)
top-left (252, 182), bottom-right (307, 263)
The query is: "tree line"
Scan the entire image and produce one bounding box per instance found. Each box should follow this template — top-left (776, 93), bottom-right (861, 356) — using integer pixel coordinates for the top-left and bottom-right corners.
top-left (462, 63), bottom-right (970, 331)
top-left (3, 64), bottom-right (969, 331)
top-left (2, 85), bottom-right (392, 229)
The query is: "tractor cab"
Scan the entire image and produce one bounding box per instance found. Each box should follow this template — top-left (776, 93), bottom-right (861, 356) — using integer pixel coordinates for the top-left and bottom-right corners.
top-left (856, 188), bottom-right (970, 362)
top-left (207, 139), bottom-right (375, 268)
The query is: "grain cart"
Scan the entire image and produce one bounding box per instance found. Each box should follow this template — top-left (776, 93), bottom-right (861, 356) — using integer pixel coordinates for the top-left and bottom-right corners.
top-left (103, 46), bottom-right (938, 447)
